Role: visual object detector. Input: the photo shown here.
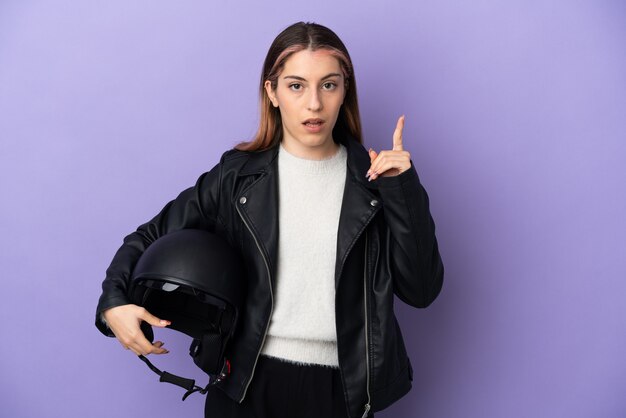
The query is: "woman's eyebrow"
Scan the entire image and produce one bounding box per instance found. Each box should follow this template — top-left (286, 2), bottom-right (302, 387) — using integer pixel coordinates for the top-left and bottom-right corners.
top-left (283, 73), bottom-right (342, 81)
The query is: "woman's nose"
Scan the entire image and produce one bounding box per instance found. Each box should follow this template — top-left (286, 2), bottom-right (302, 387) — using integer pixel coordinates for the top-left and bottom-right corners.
top-left (307, 89), bottom-right (323, 111)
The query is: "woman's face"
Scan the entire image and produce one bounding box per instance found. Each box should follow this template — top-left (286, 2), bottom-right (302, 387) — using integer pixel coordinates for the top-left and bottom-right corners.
top-left (265, 48), bottom-right (346, 159)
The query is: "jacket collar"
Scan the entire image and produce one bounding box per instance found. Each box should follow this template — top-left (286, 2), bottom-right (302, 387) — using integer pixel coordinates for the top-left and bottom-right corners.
top-left (238, 135), bottom-right (378, 190)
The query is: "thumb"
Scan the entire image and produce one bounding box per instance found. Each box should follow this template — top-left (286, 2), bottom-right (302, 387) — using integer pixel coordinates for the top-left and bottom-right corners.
top-left (140, 309), bottom-right (170, 328)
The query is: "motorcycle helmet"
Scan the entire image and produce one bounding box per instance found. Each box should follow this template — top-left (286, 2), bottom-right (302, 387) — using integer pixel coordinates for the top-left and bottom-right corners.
top-left (128, 228), bottom-right (246, 400)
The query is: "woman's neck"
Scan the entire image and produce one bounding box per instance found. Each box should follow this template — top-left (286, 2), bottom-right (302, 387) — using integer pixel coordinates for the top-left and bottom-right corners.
top-left (280, 138), bottom-right (340, 160)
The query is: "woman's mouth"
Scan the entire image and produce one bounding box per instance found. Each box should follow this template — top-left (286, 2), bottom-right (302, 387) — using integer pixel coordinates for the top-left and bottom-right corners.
top-left (303, 119), bottom-right (325, 133)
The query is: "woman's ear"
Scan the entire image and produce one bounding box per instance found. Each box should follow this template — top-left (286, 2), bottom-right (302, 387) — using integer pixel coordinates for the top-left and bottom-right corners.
top-left (264, 80), bottom-right (279, 108)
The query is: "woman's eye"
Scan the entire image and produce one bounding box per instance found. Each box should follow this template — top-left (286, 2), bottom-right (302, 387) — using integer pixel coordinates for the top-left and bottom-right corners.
top-left (322, 82), bottom-right (337, 90)
top-left (289, 83), bottom-right (302, 91)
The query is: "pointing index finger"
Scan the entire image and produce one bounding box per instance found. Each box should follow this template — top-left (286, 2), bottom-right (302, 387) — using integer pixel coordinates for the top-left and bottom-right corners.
top-left (393, 115), bottom-right (405, 151)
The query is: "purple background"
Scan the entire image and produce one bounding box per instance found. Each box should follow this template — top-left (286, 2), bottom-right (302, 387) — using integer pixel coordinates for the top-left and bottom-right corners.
top-left (1, 1), bottom-right (625, 417)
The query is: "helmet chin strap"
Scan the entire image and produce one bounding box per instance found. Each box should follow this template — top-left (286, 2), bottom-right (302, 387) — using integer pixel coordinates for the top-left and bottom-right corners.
top-left (137, 352), bottom-right (231, 401)
top-left (135, 316), bottom-right (233, 400)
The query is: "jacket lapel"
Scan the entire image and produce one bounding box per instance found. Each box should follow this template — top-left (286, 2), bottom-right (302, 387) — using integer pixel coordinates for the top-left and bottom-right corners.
top-left (334, 137), bottom-right (381, 288)
top-left (236, 146), bottom-right (280, 282)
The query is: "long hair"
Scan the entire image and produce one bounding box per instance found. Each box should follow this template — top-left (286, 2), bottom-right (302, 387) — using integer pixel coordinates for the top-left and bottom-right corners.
top-left (236, 22), bottom-right (363, 151)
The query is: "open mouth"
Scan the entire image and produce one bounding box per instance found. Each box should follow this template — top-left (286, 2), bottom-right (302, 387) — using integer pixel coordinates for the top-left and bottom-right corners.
top-left (303, 118), bottom-right (324, 127)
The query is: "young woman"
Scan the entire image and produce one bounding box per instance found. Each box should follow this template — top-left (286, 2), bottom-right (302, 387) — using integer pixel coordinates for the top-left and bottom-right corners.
top-left (96, 22), bottom-right (444, 418)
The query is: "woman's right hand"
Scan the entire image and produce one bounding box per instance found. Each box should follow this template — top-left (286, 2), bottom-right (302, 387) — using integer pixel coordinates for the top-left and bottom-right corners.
top-left (102, 304), bottom-right (171, 356)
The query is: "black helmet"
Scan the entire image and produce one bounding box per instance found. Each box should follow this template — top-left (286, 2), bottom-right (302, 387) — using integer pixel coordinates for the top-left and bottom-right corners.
top-left (129, 229), bottom-right (246, 400)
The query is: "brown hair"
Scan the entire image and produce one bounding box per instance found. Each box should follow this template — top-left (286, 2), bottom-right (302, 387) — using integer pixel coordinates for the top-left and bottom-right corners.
top-left (235, 22), bottom-right (363, 151)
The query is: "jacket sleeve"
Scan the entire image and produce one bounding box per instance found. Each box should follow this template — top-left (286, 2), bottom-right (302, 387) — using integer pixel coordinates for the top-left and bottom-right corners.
top-left (95, 154), bottom-right (226, 336)
top-left (375, 161), bottom-right (444, 308)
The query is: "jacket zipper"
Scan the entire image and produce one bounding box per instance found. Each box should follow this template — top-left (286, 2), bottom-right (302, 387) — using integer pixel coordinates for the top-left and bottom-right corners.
top-left (235, 201), bottom-right (274, 403)
top-left (237, 190), bottom-right (375, 414)
top-left (361, 230), bottom-right (371, 418)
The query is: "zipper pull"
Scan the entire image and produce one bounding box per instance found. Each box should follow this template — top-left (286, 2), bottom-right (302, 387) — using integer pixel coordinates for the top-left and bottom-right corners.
top-left (361, 403), bottom-right (371, 418)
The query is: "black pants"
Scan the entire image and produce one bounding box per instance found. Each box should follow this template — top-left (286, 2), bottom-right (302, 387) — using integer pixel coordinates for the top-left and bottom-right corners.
top-left (204, 355), bottom-right (374, 418)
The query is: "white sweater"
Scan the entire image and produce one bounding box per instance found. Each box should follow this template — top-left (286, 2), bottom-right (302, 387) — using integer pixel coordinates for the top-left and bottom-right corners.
top-left (259, 142), bottom-right (347, 368)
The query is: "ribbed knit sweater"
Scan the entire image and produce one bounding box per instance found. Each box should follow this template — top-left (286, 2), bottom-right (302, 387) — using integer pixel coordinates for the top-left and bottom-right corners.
top-left (259, 142), bottom-right (347, 368)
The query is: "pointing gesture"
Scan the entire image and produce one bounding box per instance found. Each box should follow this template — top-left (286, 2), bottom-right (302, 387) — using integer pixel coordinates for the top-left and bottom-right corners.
top-left (366, 115), bottom-right (411, 181)
top-left (392, 114), bottom-right (405, 151)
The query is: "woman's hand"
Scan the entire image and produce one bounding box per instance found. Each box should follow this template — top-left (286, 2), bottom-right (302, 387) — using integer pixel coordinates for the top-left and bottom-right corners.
top-left (366, 115), bottom-right (411, 181)
top-left (102, 304), bottom-right (171, 356)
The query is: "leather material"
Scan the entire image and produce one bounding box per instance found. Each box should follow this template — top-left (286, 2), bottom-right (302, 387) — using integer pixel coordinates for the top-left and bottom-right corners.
top-left (96, 135), bottom-right (444, 418)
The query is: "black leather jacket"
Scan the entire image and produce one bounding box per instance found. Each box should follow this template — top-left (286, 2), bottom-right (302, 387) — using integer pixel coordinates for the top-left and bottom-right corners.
top-left (96, 135), bottom-right (443, 418)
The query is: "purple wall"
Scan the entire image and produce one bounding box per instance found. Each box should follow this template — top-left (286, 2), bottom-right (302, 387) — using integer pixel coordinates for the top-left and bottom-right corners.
top-left (1, 1), bottom-right (624, 417)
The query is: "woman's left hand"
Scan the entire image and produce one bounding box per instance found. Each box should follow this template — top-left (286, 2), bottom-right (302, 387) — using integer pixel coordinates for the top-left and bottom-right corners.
top-left (366, 115), bottom-right (411, 181)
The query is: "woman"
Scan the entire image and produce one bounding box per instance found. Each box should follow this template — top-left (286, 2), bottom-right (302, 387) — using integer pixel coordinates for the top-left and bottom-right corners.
top-left (96, 22), bottom-right (444, 418)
